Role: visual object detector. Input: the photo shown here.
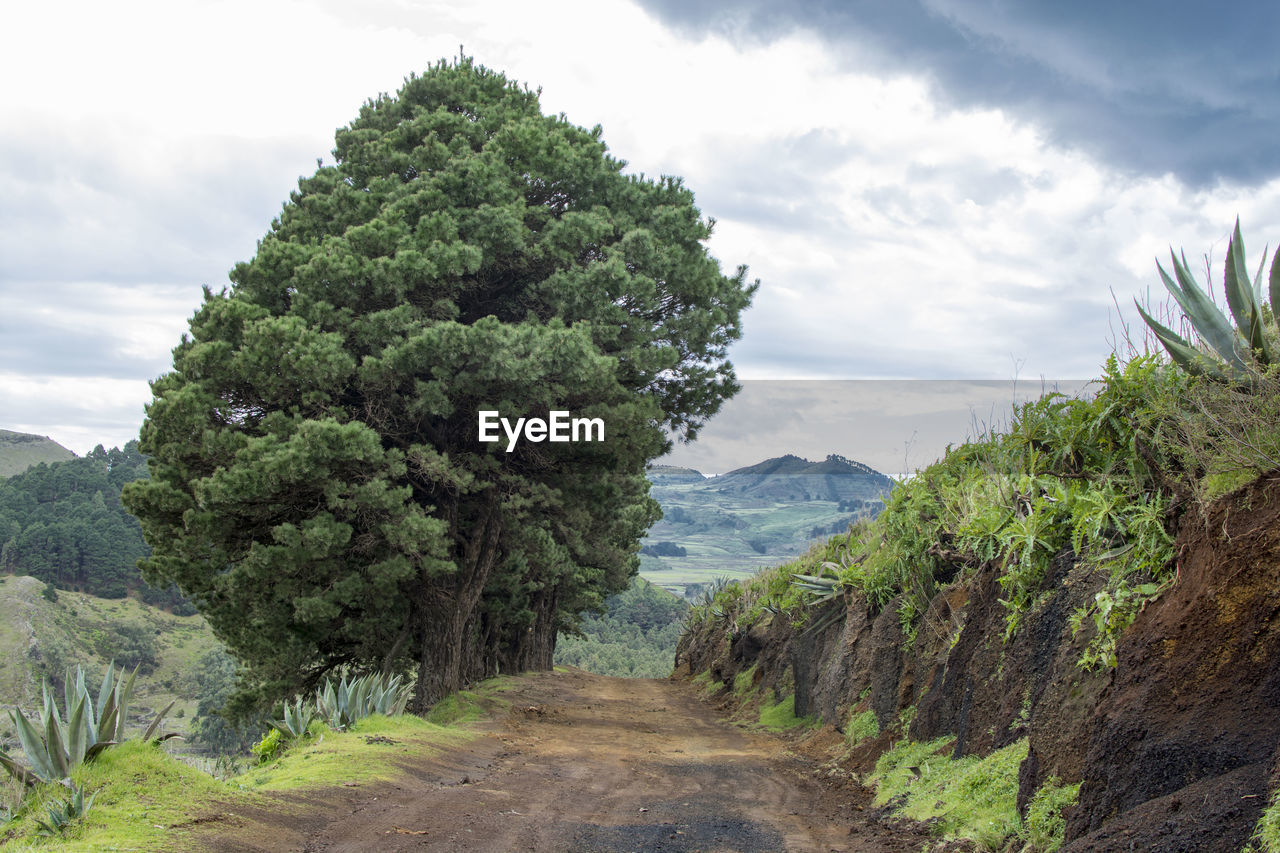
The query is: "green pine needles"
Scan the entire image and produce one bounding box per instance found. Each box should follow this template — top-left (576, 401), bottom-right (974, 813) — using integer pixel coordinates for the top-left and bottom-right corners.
top-left (123, 56), bottom-right (754, 711)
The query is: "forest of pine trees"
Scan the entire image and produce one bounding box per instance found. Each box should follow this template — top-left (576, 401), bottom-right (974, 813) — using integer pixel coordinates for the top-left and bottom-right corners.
top-left (0, 443), bottom-right (187, 610)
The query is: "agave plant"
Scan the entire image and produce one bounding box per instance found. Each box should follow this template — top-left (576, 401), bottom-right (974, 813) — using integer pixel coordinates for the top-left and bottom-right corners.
top-left (0, 663), bottom-right (176, 787)
top-left (1136, 219), bottom-right (1279, 380)
top-left (789, 546), bottom-right (865, 606)
top-left (790, 572), bottom-right (844, 604)
top-left (269, 696), bottom-right (317, 739)
top-left (314, 673), bottom-right (411, 732)
top-left (33, 783), bottom-right (96, 837)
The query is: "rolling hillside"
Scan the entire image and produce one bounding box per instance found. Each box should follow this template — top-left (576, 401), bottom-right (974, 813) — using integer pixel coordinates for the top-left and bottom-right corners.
top-left (0, 430), bottom-right (75, 478)
top-left (641, 454), bottom-right (892, 597)
top-left (0, 575), bottom-right (222, 742)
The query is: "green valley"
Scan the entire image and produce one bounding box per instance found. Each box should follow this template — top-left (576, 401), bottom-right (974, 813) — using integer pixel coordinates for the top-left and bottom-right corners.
top-left (639, 454), bottom-right (892, 597)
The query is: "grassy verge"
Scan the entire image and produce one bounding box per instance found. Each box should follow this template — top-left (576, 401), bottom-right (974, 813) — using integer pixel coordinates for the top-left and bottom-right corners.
top-left (867, 736), bottom-right (1027, 850)
top-left (421, 676), bottom-right (514, 726)
top-left (0, 740), bottom-right (240, 852)
top-left (757, 694), bottom-right (819, 732)
top-left (1245, 787), bottom-right (1280, 853)
top-left (844, 709), bottom-right (879, 746)
top-left (1021, 777), bottom-right (1081, 853)
top-left (238, 714), bottom-right (476, 792)
top-left (0, 676), bottom-right (515, 850)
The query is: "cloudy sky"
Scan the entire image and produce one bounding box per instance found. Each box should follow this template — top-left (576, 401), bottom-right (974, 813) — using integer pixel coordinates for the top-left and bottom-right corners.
top-left (2, 0), bottom-right (1279, 459)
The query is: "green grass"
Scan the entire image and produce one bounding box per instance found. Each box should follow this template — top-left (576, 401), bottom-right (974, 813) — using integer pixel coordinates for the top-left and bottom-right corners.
top-left (421, 677), bottom-right (514, 726)
top-left (868, 736), bottom-right (1027, 850)
top-left (0, 740), bottom-right (238, 851)
top-left (1245, 786), bottom-right (1280, 853)
top-left (1019, 777), bottom-right (1080, 852)
top-left (844, 709), bottom-right (879, 746)
top-left (757, 694), bottom-right (819, 732)
top-left (0, 430), bottom-right (75, 478)
top-left (732, 664), bottom-right (758, 698)
top-left (0, 677), bottom-right (518, 850)
top-left (239, 714), bottom-right (474, 792)
top-left (689, 669), bottom-right (724, 699)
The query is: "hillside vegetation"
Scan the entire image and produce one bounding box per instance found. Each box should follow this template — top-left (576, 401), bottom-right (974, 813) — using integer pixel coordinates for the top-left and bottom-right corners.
top-left (0, 431), bottom-right (74, 479)
top-left (678, 224), bottom-right (1280, 851)
top-left (642, 454), bottom-right (890, 596)
top-left (0, 575), bottom-right (221, 740)
top-left (0, 443), bottom-right (183, 608)
top-left (553, 577), bottom-right (689, 677)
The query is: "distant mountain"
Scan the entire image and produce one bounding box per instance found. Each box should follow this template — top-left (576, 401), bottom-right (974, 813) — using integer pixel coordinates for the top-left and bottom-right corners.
top-left (706, 454), bottom-right (893, 502)
top-left (641, 454), bottom-right (893, 599)
top-left (647, 464), bottom-right (707, 485)
top-left (0, 430), bottom-right (75, 477)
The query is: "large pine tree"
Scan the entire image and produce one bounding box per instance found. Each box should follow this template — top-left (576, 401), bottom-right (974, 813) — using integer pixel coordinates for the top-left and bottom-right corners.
top-left (124, 58), bottom-right (754, 709)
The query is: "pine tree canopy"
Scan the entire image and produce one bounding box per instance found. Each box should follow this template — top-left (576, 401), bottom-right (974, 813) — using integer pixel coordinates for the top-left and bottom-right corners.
top-left (123, 57), bottom-right (755, 710)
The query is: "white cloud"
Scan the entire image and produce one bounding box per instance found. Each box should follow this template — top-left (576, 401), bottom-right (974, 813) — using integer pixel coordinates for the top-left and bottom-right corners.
top-left (0, 374), bottom-right (152, 455)
top-left (2, 0), bottom-right (1278, 450)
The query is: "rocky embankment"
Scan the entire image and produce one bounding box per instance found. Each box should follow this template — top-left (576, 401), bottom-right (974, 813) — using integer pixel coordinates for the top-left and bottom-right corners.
top-left (675, 471), bottom-right (1280, 851)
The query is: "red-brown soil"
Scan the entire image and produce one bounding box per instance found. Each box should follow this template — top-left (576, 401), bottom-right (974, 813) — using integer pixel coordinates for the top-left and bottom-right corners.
top-left (194, 670), bottom-right (936, 852)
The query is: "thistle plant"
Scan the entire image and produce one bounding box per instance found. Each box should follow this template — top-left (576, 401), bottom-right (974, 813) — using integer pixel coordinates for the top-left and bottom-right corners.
top-left (1136, 219), bottom-right (1279, 381)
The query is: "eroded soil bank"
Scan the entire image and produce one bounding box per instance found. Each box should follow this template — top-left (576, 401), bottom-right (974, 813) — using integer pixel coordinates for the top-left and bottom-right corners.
top-left (194, 670), bottom-right (934, 852)
top-left (676, 469), bottom-right (1280, 851)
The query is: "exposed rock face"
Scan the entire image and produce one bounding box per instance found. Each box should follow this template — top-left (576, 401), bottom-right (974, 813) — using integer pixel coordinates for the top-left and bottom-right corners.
top-left (674, 470), bottom-right (1280, 848)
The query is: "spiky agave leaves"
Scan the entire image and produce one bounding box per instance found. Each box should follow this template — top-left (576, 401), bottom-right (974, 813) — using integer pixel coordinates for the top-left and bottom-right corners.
top-left (0, 663), bottom-right (176, 787)
top-left (269, 696), bottom-right (317, 739)
top-left (790, 573), bottom-right (843, 602)
top-left (314, 673), bottom-right (411, 731)
top-left (792, 544), bottom-right (869, 606)
top-left (1136, 219), bottom-right (1279, 381)
top-left (33, 783), bottom-right (96, 837)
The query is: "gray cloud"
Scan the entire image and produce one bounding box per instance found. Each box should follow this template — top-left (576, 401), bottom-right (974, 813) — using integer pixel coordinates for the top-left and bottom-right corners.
top-left (0, 282), bottom-right (194, 380)
top-left (633, 0), bottom-right (1280, 186)
top-left (0, 121), bottom-right (315, 286)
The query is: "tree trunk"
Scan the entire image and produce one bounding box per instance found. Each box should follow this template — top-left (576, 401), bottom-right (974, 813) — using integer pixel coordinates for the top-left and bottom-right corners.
top-left (527, 586), bottom-right (559, 671)
top-left (412, 603), bottom-right (468, 710)
top-left (410, 498), bottom-right (503, 711)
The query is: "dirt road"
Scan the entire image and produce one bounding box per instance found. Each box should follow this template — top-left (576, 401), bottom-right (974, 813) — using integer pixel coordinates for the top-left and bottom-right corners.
top-left (200, 670), bottom-right (930, 852)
